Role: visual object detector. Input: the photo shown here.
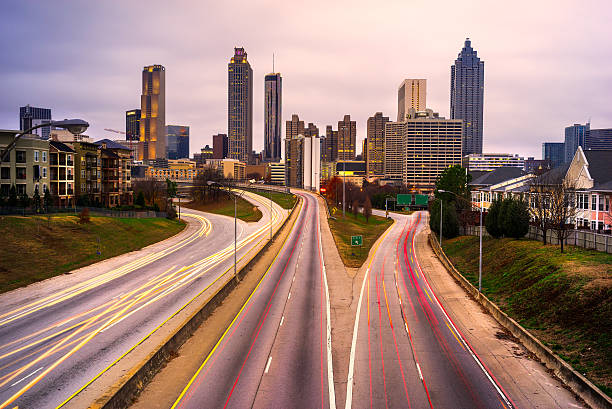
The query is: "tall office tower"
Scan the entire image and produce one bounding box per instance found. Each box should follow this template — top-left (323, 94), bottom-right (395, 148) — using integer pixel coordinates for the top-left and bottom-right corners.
top-left (228, 47), bottom-right (253, 164)
top-left (402, 109), bottom-right (462, 190)
top-left (564, 123), bottom-right (590, 163)
top-left (19, 105), bottom-right (52, 139)
top-left (450, 38), bottom-right (485, 155)
top-left (337, 114), bottom-right (356, 161)
top-left (362, 138), bottom-right (367, 165)
top-left (384, 121), bottom-right (406, 181)
top-left (286, 114), bottom-right (305, 139)
top-left (305, 122), bottom-right (319, 138)
top-left (139, 64), bottom-right (166, 161)
top-left (302, 133), bottom-right (321, 192)
top-left (588, 128), bottom-right (612, 150)
top-left (166, 125), bottom-right (190, 159)
top-left (366, 112), bottom-right (390, 176)
top-left (126, 109), bottom-right (141, 141)
top-left (397, 80), bottom-right (426, 121)
top-left (542, 142), bottom-right (565, 168)
top-left (213, 133), bottom-right (228, 159)
top-left (284, 114), bottom-right (305, 186)
top-left (264, 73), bottom-right (282, 162)
top-left (325, 125), bottom-right (338, 161)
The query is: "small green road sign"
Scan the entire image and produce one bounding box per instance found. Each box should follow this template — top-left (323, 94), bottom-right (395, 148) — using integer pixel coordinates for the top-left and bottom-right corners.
top-left (351, 235), bottom-right (363, 246)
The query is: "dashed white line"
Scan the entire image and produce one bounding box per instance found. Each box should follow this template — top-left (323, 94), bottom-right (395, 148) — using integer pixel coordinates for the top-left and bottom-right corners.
top-left (265, 356), bottom-right (273, 374)
top-left (11, 366), bottom-right (44, 387)
top-left (287, 292), bottom-right (291, 300)
top-left (280, 316), bottom-right (284, 326)
top-left (416, 363), bottom-right (423, 380)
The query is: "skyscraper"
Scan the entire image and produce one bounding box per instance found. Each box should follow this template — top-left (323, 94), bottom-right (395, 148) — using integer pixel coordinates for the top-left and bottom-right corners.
top-left (139, 64), bottom-right (166, 161)
top-left (337, 115), bottom-right (356, 161)
top-left (588, 128), bottom-right (612, 150)
top-left (564, 123), bottom-right (590, 163)
top-left (19, 105), bottom-right (52, 139)
top-left (542, 142), bottom-right (565, 168)
top-left (285, 114), bottom-right (305, 187)
top-left (213, 133), bottom-right (228, 159)
top-left (325, 125), bottom-right (338, 162)
top-left (264, 73), bottom-right (282, 162)
top-left (286, 114), bottom-right (305, 139)
top-left (397, 80), bottom-right (426, 121)
top-left (166, 125), bottom-right (190, 159)
top-left (366, 112), bottom-right (390, 176)
top-left (228, 47), bottom-right (253, 164)
top-left (451, 38), bottom-right (485, 155)
top-left (125, 109), bottom-right (141, 141)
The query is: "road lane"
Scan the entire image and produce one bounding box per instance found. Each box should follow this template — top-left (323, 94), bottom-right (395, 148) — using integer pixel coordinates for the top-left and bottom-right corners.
top-left (348, 211), bottom-right (514, 409)
top-left (0, 191), bottom-right (285, 409)
top-left (173, 191), bottom-right (335, 409)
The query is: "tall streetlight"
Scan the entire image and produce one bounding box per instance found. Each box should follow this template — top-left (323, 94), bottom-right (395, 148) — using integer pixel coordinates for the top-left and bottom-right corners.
top-left (1, 119), bottom-right (89, 164)
top-left (438, 189), bottom-right (484, 292)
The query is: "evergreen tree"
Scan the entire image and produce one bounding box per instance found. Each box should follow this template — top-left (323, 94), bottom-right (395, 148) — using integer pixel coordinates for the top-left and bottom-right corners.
top-left (485, 199), bottom-right (503, 238)
top-left (135, 191), bottom-right (146, 207)
top-left (19, 191), bottom-right (30, 208)
top-left (43, 187), bottom-right (51, 212)
top-left (504, 198), bottom-right (530, 238)
top-left (498, 198), bottom-right (513, 236)
top-left (8, 185), bottom-right (17, 207)
top-left (32, 187), bottom-right (41, 213)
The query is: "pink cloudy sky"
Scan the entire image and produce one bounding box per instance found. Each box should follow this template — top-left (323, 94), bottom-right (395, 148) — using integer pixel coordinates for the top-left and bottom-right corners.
top-left (1, 0), bottom-right (611, 158)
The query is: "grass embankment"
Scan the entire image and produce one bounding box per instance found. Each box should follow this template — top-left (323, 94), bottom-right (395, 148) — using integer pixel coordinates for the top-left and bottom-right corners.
top-left (183, 196), bottom-right (262, 222)
top-left (328, 213), bottom-right (393, 268)
top-left (0, 215), bottom-right (185, 294)
top-left (443, 236), bottom-right (612, 396)
top-left (248, 189), bottom-right (297, 210)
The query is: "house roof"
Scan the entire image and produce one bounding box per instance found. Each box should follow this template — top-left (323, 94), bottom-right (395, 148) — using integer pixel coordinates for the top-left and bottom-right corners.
top-left (49, 140), bottom-right (76, 153)
top-left (584, 150), bottom-right (612, 186)
top-left (94, 138), bottom-right (131, 151)
top-left (535, 163), bottom-right (570, 185)
top-left (470, 167), bottom-right (525, 186)
top-left (468, 170), bottom-right (488, 182)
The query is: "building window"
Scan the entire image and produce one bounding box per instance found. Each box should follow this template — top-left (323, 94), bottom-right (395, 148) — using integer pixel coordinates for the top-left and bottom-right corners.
top-left (591, 194), bottom-right (597, 211)
top-left (16, 150), bottom-right (26, 163)
top-left (42, 167), bottom-right (47, 178)
top-left (34, 151), bottom-right (39, 162)
top-left (16, 184), bottom-right (26, 195)
top-left (598, 195), bottom-right (605, 211)
top-left (42, 151), bottom-right (47, 162)
top-left (0, 184), bottom-right (9, 197)
top-left (16, 167), bottom-right (26, 180)
top-left (0, 167), bottom-right (9, 180)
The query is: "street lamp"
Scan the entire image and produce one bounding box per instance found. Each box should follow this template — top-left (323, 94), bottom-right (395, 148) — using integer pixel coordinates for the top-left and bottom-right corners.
top-left (1, 119), bottom-right (89, 164)
top-left (438, 188), bottom-right (484, 292)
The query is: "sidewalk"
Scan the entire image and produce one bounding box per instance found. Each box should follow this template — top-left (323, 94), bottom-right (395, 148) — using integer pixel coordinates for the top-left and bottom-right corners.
top-left (414, 220), bottom-right (584, 408)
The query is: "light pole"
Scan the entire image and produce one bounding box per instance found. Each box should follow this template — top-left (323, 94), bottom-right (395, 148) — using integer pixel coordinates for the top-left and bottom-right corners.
top-left (438, 188), bottom-right (484, 292)
top-left (1, 119), bottom-right (89, 164)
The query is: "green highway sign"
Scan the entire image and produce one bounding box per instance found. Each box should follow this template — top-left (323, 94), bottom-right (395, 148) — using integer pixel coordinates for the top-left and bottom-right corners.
top-left (351, 235), bottom-right (363, 246)
top-left (397, 194), bottom-right (412, 206)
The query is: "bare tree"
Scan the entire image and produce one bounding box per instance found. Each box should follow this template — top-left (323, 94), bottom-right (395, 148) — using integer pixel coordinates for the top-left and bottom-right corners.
top-left (363, 195), bottom-right (372, 223)
top-left (529, 178), bottom-right (554, 245)
top-left (352, 199), bottom-right (359, 219)
top-left (132, 179), bottom-right (164, 208)
top-left (549, 179), bottom-right (578, 253)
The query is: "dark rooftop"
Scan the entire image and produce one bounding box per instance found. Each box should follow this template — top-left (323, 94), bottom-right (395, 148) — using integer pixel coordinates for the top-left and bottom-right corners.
top-left (470, 167), bottom-right (525, 186)
top-left (49, 140), bottom-right (76, 153)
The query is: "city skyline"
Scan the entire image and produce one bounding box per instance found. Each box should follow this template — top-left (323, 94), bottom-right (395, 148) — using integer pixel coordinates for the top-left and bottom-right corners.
top-left (1, 0), bottom-right (611, 159)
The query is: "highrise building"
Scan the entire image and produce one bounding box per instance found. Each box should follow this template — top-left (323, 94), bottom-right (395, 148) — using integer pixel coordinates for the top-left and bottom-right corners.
top-left (285, 114), bottom-right (305, 187)
top-left (362, 138), bottom-right (367, 165)
top-left (542, 142), bottom-right (565, 168)
top-left (19, 105), bottom-right (52, 139)
top-left (397, 80), bottom-right (426, 121)
top-left (228, 47), bottom-right (253, 164)
top-left (588, 128), bottom-right (612, 150)
top-left (139, 64), bottom-right (166, 161)
top-left (166, 125), bottom-right (190, 159)
top-left (286, 114), bottom-right (305, 139)
top-left (384, 121), bottom-right (406, 181)
top-left (337, 115), bottom-right (356, 161)
top-left (366, 112), bottom-right (390, 176)
top-left (450, 38), bottom-right (484, 155)
top-left (213, 133), bottom-right (228, 159)
top-left (302, 133), bottom-right (321, 192)
top-left (564, 123), bottom-right (590, 163)
top-left (325, 125), bottom-right (338, 162)
top-left (126, 109), bottom-right (141, 141)
top-left (264, 73), bottom-right (282, 162)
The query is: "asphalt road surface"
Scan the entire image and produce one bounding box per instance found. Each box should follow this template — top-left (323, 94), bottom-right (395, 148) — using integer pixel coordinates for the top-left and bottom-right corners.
top-left (0, 191), bottom-right (284, 409)
top-left (347, 211), bottom-right (516, 409)
top-left (172, 191), bottom-right (335, 409)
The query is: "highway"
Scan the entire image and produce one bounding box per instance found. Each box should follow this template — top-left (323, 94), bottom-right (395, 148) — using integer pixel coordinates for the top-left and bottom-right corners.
top-left (172, 191), bottom-right (335, 409)
top-left (0, 190), bottom-right (285, 409)
top-left (346, 211), bottom-right (515, 409)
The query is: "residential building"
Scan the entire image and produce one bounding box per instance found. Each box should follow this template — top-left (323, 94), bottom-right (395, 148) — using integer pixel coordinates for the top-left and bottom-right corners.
top-left (470, 168), bottom-right (532, 209)
top-left (542, 142), bottom-right (565, 168)
top-left (139, 64), bottom-right (166, 161)
top-left (269, 161), bottom-right (285, 185)
top-left (126, 109), bottom-right (141, 141)
top-left (264, 73), bottom-right (282, 162)
top-left (0, 130), bottom-right (50, 198)
top-left (19, 105), bottom-right (52, 140)
top-left (366, 112), bottom-right (390, 176)
top-left (337, 114), bottom-right (356, 161)
top-left (450, 38), bottom-right (485, 155)
top-left (228, 47), bottom-right (253, 164)
top-left (70, 140), bottom-right (101, 204)
top-left (462, 153), bottom-right (524, 171)
top-left (588, 128), bottom-right (612, 150)
top-left (96, 139), bottom-right (132, 206)
top-left (325, 125), bottom-right (338, 161)
top-left (50, 129), bottom-right (93, 143)
top-left (146, 159), bottom-right (197, 182)
top-left (166, 125), bottom-right (190, 159)
top-left (111, 139), bottom-right (139, 160)
top-left (397, 79), bottom-right (426, 121)
top-left (213, 133), bottom-right (228, 159)
top-left (49, 141), bottom-right (75, 207)
top-left (564, 123), bottom-right (589, 164)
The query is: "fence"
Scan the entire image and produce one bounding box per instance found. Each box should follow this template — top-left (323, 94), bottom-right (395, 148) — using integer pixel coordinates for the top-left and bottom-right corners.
top-left (0, 206), bottom-right (167, 219)
top-left (460, 224), bottom-right (612, 254)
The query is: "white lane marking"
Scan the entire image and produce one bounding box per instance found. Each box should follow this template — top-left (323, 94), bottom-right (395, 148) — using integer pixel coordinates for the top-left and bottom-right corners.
top-left (416, 363), bottom-right (423, 380)
top-left (345, 267), bottom-right (369, 409)
top-left (287, 292), bottom-right (291, 300)
top-left (280, 316), bottom-right (284, 326)
top-left (10, 366), bottom-right (44, 387)
top-left (265, 356), bottom-right (273, 374)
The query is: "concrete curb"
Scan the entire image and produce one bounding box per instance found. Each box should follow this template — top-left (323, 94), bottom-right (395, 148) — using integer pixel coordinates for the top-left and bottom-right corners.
top-left (74, 196), bottom-right (301, 409)
top-left (428, 234), bottom-right (612, 409)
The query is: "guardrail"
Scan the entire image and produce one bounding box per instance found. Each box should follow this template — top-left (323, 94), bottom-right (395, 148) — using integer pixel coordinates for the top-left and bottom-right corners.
top-left (429, 234), bottom-right (612, 409)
